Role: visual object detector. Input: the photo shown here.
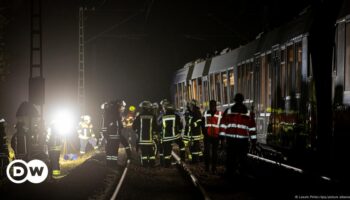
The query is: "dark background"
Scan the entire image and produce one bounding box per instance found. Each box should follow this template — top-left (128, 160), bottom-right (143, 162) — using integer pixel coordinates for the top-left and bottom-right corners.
top-left (0, 0), bottom-right (313, 128)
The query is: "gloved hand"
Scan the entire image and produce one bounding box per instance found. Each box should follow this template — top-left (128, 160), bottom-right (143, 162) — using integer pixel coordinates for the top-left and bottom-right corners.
top-left (250, 140), bottom-right (257, 153)
top-left (218, 139), bottom-right (225, 150)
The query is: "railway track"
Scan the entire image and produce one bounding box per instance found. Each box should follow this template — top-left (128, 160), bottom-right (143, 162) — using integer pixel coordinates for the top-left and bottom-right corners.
top-left (109, 152), bottom-right (210, 200)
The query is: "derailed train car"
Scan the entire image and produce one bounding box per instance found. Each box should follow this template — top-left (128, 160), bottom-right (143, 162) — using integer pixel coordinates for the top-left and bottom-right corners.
top-left (172, 2), bottom-right (350, 170)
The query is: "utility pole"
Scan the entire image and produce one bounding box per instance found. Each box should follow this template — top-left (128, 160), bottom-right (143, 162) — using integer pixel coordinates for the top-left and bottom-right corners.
top-left (78, 7), bottom-right (86, 115)
top-left (29, 0), bottom-right (45, 138)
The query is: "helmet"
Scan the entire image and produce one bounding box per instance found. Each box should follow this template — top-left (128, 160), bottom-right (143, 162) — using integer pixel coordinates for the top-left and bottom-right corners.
top-left (164, 103), bottom-right (175, 111)
top-left (115, 99), bottom-right (126, 113)
top-left (139, 101), bottom-right (152, 110)
top-left (82, 115), bottom-right (91, 122)
top-left (115, 99), bottom-right (126, 107)
top-left (101, 102), bottom-right (108, 110)
top-left (234, 93), bottom-right (244, 103)
top-left (129, 105), bottom-right (136, 112)
top-left (0, 118), bottom-right (5, 129)
top-left (190, 99), bottom-right (199, 108)
top-left (152, 102), bottom-right (159, 109)
top-left (160, 99), bottom-right (169, 106)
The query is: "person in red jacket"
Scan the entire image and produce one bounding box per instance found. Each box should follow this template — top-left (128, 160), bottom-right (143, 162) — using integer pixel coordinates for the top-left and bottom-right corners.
top-left (219, 93), bottom-right (257, 177)
top-left (203, 100), bottom-right (222, 174)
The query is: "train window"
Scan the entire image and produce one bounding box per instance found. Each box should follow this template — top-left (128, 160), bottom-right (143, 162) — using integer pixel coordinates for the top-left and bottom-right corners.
top-left (215, 73), bottom-right (222, 103)
top-left (242, 64), bottom-right (247, 97)
top-left (221, 72), bottom-right (228, 104)
top-left (280, 49), bottom-right (286, 98)
top-left (203, 78), bottom-right (209, 108)
top-left (287, 45), bottom-right (294, 97)
top-left (286, 45), bottom-right (294, 96)
top-left (247, 63), bottom-right (254, 101)
top-left (267, 54), bottom-right (272, 110)
top-left (229, 69), bottom-right (235, 103)
top-left (187, 81), bottom-right (193, 100)
top-left (296, 42), bottom-right (302, 94)
top-left (210, 74), bottom-right (215, 100)
top-left (175, 84), bottom-right (179, 108)
top-left (237, 65), bottom-right (242, 93)
top-left (191, 79), bottom-right (197, 101)
top-left (345, 22), bottom-right (350, 91)
top-left (178, 83), bottom-right (183, 107)
top-left (198, 78), bottom-right (203, 105)
top-left (260, 56), bottom-right (267, 111)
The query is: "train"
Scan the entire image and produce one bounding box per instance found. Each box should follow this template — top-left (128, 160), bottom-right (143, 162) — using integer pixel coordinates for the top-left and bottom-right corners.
top-left (171, 1), bottom-right (350, 175)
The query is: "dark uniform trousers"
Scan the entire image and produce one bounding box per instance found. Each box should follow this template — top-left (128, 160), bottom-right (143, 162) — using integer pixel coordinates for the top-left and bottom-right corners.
top-left (204, 135), bottom-right (219, 171)
top-left (161, 138), bottom-right (185, 167)
top-left (0, 149), bottom-right (9, 178)
top-left (140, 144), bottom-right (155, 167)
top-left (48, 147), bottom-right (61, 176)
top-left (226, 138), bottom-right (249, 175)
top-left (106, 134), bottom-right (131, 167)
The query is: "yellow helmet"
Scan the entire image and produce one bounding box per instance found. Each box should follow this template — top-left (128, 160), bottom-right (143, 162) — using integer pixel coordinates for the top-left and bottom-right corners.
top-left (129, 105), bottom-right (136, 112)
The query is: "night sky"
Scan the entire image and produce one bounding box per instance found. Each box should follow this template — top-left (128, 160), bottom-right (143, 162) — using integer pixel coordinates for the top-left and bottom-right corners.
top-left (0, 0), bottom-right (313, 127)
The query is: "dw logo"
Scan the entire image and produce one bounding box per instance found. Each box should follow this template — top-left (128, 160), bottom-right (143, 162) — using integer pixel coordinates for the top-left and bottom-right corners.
top-left (6, 160), bottom-right (48, 184)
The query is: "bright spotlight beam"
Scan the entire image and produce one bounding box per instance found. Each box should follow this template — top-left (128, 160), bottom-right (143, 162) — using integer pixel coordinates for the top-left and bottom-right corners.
top-left (52, 110), bottom-right (74, 136)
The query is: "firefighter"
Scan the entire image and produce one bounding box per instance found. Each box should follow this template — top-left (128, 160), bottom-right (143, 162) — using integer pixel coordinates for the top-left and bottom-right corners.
top-left (133, 101), bottom-right (158, 167)
top-left (183, 99), bottom-right (203, 163)
top-left (203, 100), bottom-right (222, 173)
top-left (0, 119), bottom-right (9, 178)
top-left (104, 100), bottom-right (132, 167)
top-left (159, 102), bottom-right (185, 167)
top-left (46, 122), bottom-right (63, 177)
top-left (11, 122), bottom-right (29, 160)
top-left (219, 93), bottom-right (257, 177)
top-left (124, 106), bottom-right (136, 128)
top-left (78, 115), bottom-right (97, 154)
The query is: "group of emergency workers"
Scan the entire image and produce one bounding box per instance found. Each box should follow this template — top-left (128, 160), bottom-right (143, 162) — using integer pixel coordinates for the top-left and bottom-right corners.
top-left (101, 93), bottom-right (256, 177)
top-left (0, 93), bottom-right (256, 179)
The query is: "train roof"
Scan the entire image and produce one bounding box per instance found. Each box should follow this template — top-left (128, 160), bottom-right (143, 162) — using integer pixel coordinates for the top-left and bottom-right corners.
top-left (174, 10), bottom-right (314, 83)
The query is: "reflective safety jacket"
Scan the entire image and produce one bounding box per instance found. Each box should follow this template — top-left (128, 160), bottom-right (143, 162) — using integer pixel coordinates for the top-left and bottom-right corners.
top-left (46, 128), bottom-right (62, 151)
top-left (133, 112), bottom-right (158, 145)
top-left (106, 117), bottom-right (123, 140)
top-left (78, 122), bottom-right (94, 139)
top-left (203, 110), bottom-right (223, 138)
top-left (183, 109), bottom-right (203, 141)
top-left (160, 111), bottom-right (183, 142)
top-left (219, 103), bottom-right (257, 140)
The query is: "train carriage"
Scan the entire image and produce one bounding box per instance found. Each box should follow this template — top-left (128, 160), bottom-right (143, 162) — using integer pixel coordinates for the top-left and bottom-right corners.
top-left (172, 3), bottom-right (350, 168)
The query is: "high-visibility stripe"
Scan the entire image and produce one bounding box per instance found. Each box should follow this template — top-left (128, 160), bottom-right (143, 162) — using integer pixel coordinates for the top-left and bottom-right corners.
top-left (138, 142), bottom-right (154, 145)
top-left (250, 135), bottom-right (257, 139)
top-left (162, 115), bottom-right (177, 139)
top-left (164, 156), bottom-right (171, 159)
top-left (226, 123), bottom-right (249, 130)
top-left (249, 127), bottom-right (257, 131)
top-left (219, 133), bottom-right (249, 139)
top-left (149, 156), bottom-right (156, 160)
top-left (220, 124), bottom-right (227, 129)
top-left (52, 170), bottom-right (61, 176)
